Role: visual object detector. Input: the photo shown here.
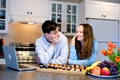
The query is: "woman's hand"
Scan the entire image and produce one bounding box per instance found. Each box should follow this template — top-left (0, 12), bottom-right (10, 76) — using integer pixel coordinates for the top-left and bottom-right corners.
top-left (71, 35), bottom-right (76, 46)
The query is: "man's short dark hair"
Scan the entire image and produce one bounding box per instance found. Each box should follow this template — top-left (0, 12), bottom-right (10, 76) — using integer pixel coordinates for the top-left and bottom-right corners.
top-left (42, 20), bottom-right (58, 34)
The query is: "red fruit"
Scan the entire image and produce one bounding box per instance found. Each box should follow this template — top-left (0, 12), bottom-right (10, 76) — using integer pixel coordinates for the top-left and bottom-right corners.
top-left (102, 50), bottom-right (107, 56)
top-left (101, 67), bottom-right (110, 76)
top-left (91, 66), bottom-right (101, 75)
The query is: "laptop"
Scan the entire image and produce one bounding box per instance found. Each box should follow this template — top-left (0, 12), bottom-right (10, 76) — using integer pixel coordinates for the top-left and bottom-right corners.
top-left (2, 46), bottom-right (37, 71)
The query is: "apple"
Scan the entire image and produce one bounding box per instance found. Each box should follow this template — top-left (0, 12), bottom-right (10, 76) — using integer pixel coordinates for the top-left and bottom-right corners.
top-left (91, 66), bottom-right (101, 75)
top-left (101, 67), bottom-right (110, 76)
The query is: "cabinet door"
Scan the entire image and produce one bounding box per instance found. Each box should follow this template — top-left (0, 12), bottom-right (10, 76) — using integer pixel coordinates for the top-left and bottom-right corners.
top-left (9, 0), bottom-right (50, 22)
top-left (51, 1), bottom-right (63, 32)
top-left (85, 1), bottom-right (103, 19)
top-left (50, 1), bottom-right (78, 36)
top-left (66, 4), bottom-right (77, 35)
top-left (103, 3), bottom-right (119, 20)
top-left (30, 0), bottom-right (49, 17)
top-left (0, 0), bottom-right (9, 33)
top-left (85, 1), bottom-right (119, 20)
top-left (9, 0), bottom-right (27, 16)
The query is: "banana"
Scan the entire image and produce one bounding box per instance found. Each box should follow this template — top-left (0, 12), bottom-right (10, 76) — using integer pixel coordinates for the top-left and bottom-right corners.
top-left (86, 61), bottom-right (101, 72)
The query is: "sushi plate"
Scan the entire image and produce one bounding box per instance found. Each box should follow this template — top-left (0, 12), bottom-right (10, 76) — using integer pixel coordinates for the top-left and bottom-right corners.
top-left (37, 68), bottom-right (86, 75)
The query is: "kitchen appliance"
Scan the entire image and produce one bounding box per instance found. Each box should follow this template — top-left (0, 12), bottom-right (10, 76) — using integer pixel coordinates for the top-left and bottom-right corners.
top-left (87, 19), bottom-right (119, 61)
top-left (9, 42), bottom-right (37, 64)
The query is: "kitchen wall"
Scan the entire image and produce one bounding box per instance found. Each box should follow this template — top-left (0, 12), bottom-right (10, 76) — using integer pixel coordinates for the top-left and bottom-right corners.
top-left (0, 23), bottom-right (43, 45)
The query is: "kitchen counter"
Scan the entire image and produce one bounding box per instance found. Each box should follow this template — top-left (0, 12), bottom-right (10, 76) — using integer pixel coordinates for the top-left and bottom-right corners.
top-left (0, 64), bottom-right (120, 80)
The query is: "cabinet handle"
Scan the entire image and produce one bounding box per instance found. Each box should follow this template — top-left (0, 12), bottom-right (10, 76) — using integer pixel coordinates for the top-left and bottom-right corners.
top-left (101, 15), bottom-right (104, 17)
top-left (30, 12), bottom-right (32, 14)
top-left (104, 15), bottom-right (106, 17)
top-left (27, 12), bottom-right (29, 14)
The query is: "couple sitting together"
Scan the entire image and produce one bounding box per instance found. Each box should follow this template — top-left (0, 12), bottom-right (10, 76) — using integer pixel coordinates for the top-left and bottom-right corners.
top-left (35, 20), bottom-right (98, 66)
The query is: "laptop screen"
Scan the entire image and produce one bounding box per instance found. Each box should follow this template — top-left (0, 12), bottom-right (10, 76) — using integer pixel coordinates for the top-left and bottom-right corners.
top-left (3, 46), bottom-right (19, 69)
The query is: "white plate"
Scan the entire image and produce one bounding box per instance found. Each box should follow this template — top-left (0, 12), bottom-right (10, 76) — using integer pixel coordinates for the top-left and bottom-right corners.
top-left (87, 72), bottom-right (120, 78)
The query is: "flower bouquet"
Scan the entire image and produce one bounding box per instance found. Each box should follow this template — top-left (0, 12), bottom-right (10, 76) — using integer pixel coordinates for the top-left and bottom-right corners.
top-left (102, 42), bottom-right (120, 73)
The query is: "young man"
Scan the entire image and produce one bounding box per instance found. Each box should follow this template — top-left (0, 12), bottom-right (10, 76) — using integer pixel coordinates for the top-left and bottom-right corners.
top-left (35, 20), bottom-right (68, 65)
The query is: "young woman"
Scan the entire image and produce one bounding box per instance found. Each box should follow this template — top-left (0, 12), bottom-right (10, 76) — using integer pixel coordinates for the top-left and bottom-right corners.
top-left (68, 24), bottom-right (98, 66)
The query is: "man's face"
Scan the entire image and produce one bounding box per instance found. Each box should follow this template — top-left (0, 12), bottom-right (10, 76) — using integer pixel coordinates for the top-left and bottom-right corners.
top-left (45, 27), bottom-right (60, 43)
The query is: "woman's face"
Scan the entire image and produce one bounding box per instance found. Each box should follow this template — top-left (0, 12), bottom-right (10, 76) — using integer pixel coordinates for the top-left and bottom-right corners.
top-left (76, 25), bottom-right (84, 41)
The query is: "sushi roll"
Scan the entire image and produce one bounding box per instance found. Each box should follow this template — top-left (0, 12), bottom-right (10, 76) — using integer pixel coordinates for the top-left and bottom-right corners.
top-left (62, 64), bottom-right (66, 70)
top-left (75, 67), bottom-right (80, 71)
top-left (66, 65), bottom-right (71, 71)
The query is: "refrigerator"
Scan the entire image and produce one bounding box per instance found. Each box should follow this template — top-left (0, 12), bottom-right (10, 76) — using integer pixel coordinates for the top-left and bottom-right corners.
top-left (87, 19), bottom-right (119, 61)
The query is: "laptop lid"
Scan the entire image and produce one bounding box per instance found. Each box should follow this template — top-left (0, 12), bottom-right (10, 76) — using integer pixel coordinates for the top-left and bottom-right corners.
top-left (2, 46), bottom-right (36, 71)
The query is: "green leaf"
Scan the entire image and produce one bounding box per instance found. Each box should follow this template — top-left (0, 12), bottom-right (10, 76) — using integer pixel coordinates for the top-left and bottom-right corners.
top-left (117, 51), bottom-right (120, 56)
top-left (108, 54), bottom-right (116, 62)
top-left (113, 49), bottom-right (118, 55)
top-left (117, 63), bottom-right (120, 72)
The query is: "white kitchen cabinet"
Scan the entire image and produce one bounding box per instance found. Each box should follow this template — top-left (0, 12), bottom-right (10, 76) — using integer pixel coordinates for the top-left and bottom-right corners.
top-left (9, 0), bottom-right (50, 23)
top-left (85, 0), bottom-right (119, 20)
top-left (50, 1), bottom-right (79, 36)
top-left (0, 0), bottom-right (9, 33)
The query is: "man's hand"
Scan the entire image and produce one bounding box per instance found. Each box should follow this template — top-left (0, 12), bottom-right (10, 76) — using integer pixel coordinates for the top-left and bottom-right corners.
top-left (51, 36), bottom-right (59, 46)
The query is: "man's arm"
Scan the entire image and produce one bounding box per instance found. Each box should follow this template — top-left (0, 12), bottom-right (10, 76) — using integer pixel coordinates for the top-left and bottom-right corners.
top-left (35, 38), bottom-right (55, 64)
top-left (50, 36), bottom-right (69, 64)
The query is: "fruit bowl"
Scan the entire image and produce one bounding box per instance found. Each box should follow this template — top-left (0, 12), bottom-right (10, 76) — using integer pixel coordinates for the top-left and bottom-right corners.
top-left (87, 72), bottom-right (120, 78)
top-left (86, 60), bottom-right (120, 77)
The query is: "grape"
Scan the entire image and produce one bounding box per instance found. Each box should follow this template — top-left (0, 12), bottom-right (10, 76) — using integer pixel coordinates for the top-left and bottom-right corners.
top-left (110, 65), bottom-right (118, 71)
top-left (111, 70), bottom-right (119, 75)
top-left (110, 65), bottom-right (119, 75)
